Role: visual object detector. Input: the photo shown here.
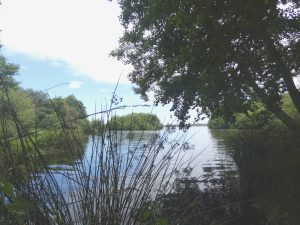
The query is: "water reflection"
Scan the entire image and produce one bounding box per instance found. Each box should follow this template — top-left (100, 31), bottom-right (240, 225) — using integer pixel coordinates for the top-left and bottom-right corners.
top-left (41, 126), bottom-right (237, 199)
top-left (48, 127), bottom-right (236, 182)
top-left (1, 126), bottom-right (242, 224)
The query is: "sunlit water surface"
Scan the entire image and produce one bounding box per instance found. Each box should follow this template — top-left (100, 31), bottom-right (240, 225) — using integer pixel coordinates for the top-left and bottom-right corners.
top-left (49, 126), bottom-right (236, 194)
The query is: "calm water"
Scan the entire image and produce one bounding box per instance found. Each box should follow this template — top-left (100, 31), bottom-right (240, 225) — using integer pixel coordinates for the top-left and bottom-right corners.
top-left (177, 126), bottom-right (235, 177)
top-left (49, 126), bottom-right (236, 191)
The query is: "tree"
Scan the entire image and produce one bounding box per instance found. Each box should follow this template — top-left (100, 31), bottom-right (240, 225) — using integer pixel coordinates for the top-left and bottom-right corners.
top-left (0, 55), bottom-right (35, 138)
top-left (208, 101), bottom-right (275, 129)
top-left (0, 53), bottom-right (88, 139)
top-left (112, 0), bottom-right (300, 129)
top-left (51, 95), bottom-right (87, 129)
top-left (0, 55), bottom-right (19, 88)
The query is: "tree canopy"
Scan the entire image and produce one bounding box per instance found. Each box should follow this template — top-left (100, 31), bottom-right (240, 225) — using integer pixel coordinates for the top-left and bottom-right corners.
top-left (113, 0), bottom-right (300, 129)
top-left (0, 54), bottom-right (88, 140)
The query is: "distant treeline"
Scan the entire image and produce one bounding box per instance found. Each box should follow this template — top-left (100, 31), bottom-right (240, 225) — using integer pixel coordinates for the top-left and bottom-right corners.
top-left (106, 113), bottom-right (163, 131)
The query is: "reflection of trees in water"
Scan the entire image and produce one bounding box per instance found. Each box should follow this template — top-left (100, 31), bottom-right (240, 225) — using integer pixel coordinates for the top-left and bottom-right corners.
top-left (153, 169), bottom-right (268, 225)
top-left (209, 129), bottom-right (237, 144)
top-left (144, 129), bottom-right (274, 225)
top-left (190, 129), bottom-right (300, 225)
top-left (120, 130), bottom-right (158, 141)
top-left (42, 134), bottom-right (89, 165)
top-left (0, 133), bottom-right (89, 182)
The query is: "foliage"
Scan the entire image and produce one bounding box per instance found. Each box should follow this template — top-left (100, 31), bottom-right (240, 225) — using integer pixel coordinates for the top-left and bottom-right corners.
top-left (0, 53), bottom-right (89, 159)
top-left (26, 89), bottom-right (59, 129)
top-left (88, 118), bottom-right (105, 135)
top-left (0, 89), bottom-right (88, 149)
top-left (35, 130), bottom-right (86, 153)
top-left (1, 53), bottom-right (199, 224)
top-left (227, 129), bottom-right (300, 225)
top-left (208, 102), bottom-right (273, 129)
top-left (0, 55), bottom-right (19, 88)
top-left (208, 116), bottom-right (230, 129)
top-left (209, 94), bottom-right (300, 129)
top-left (0, 96), bottom-right (199, 224)
top-left (50, 95), bottom-right (87, 130)
top-left (0, 180), bottom-right (34, 224)
top-left (109, 112), bottom-right (163, 130)
top-left (137, 201), bottom-right (168, 225)
top-left (113, 0), bottom-right (300, 129)
top-left (0, 88), bottom-right (35, 137)
top-left (282, 93), bottom-right (300, 122)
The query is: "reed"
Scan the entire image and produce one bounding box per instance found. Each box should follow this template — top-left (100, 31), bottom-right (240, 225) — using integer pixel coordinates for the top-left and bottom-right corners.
top-left (0, 85), bottom-right (198, 225)
top-left (227, 129), bottom-right (300, 225)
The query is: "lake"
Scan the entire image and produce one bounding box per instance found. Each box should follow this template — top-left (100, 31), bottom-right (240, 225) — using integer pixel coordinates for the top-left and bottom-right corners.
top-left (5, 125), bottom-right (297, 225)
top-left (5, 125), bottom-right (238, 224)
top-left (49, 126), bottom-right (236, 193)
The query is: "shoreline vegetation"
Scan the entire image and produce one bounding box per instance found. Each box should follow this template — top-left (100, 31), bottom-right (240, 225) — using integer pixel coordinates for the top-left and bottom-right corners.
top-left (2, 0), bottom-right (299, 223)
top-left (1, 35), bottom-right (300, 224)
top-left (208, 94), bottom-right (300, 129)
top-left (101, 112), bottom-right (163, 131)
top-left (1, 60), bottom-right (203, 224)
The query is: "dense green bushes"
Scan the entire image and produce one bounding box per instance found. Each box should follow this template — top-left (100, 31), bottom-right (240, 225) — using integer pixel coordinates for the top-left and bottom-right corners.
top-left (208, 95), bottom-right (300, 129)
top-left (227, 129), bottom-right (300, 225)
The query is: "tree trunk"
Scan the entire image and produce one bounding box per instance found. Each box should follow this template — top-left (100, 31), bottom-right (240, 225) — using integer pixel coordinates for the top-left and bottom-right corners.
top-left (270, 106), bottom-right (300, 130)
top-left (264, 35), bottom-right (300, 114)
top-left (250, 80), bottom-right (300, 130)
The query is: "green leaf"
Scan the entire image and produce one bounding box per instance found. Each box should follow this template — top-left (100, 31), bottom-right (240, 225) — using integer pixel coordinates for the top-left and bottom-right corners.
top-left (156, 218), bottom-right (168, 225)
top-left (143, 210), bottom-right (152, 220)
top-left (8, 196), bottom-right (34, 212)
top-left (0, 181), bottom-right (14, 197)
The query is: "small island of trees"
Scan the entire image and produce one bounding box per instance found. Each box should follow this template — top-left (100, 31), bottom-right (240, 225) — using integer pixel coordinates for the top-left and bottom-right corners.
top-left (109, 113), bottom-right (163, 130)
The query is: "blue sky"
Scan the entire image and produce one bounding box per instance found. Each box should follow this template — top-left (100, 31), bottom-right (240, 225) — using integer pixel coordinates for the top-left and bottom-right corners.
top-left (0, 0), bottom-right (204, 124)
top-left (2, 47), bottom-right (175, 123)
top-left (0, 0), bottom-right (177, 123)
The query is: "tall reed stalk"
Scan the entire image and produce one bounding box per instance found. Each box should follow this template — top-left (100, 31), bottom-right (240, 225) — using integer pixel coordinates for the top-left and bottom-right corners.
top-left (0, 85), bottom-right (198, 225)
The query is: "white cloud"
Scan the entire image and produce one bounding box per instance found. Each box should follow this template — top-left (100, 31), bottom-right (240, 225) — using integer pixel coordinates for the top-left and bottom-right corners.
top-left (0, 0), bottom-right (131, 83)
top-left (68, 81), bottom-right (82, 89)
